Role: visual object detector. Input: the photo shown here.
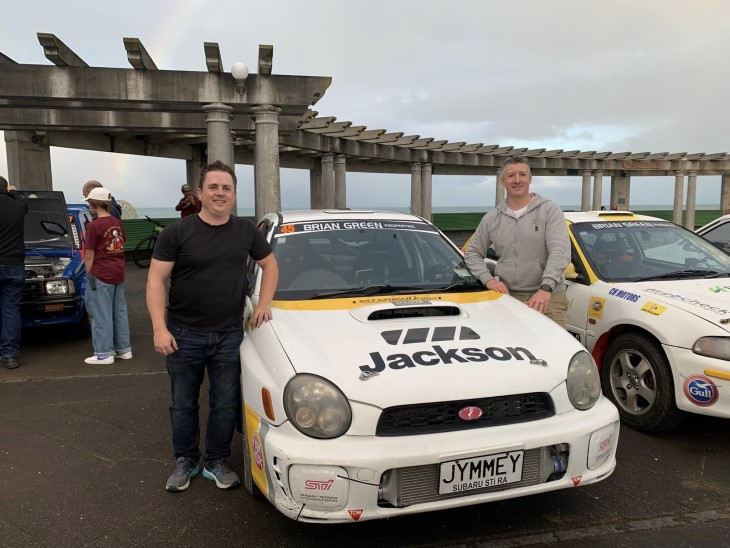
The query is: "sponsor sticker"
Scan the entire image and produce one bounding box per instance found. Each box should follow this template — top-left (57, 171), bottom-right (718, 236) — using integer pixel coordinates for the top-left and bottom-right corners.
top-left (683, 375), bottom-right (719, 407)
top-left (571, 476), bottom-right (582, 486)
top-left (608, 287), bottom-right (640, 302)
top-left (641, 301), bottom-right (667, 316)
top-left (644, 288), bottom-right (730, 315)
top-left (588, 297), bottom-right (605, 320)
top-left (253, 433), bottom-right (264, 470)
top-left (709, 285), bottom-right (730, 294)
top-left (348, 509), bottom-right (364, 521)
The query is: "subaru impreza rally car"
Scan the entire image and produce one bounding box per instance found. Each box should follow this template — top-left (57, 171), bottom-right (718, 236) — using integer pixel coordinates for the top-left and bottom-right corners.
top-left (240, 210), bottom-right (618, 523)
top-left (564, 211), bottom-right (730, 433)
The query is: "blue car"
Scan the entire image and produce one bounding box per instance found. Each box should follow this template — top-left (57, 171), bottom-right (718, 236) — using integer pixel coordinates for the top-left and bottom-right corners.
top-left (21, 191), bottom-right (93, 337)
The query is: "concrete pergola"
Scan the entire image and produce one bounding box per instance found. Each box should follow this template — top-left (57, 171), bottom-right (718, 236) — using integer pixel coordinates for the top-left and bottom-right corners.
top-left (2, 34), bottom-right (729, 226)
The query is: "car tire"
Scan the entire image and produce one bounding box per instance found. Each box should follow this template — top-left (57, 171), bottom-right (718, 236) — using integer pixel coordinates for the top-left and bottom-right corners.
top-left (602, 333), bottom-right (684, 433)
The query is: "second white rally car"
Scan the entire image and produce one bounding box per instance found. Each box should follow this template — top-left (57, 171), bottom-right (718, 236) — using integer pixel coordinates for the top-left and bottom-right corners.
top-left (565, 211), bottom-right (730, 433)
top-left (240, 209), bottom-right (618, 523)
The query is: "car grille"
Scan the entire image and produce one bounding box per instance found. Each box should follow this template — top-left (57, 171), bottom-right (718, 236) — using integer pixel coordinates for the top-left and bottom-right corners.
top-left (22, 282), bottom-right (44, 301)
top-left (380, 448), bottom-right (542, 507)
top-left (376, 393), bottom-right (554, 436)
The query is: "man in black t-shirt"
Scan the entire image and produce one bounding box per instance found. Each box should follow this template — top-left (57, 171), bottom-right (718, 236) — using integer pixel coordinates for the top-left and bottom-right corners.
top-left (146, 161), bottom-right (278, 493)
top-left (0, 176), bottom-right (28, 370)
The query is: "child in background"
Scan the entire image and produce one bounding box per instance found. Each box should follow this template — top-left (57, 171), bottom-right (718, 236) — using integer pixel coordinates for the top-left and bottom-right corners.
top-left (84, 187), bottom-right (132, 365)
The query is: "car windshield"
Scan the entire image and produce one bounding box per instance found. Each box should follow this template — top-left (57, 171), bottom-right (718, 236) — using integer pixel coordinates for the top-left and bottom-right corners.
top-left (271, 219), bottom-right (481, 300)
top-left (572, 220), bottom-right (730, 282)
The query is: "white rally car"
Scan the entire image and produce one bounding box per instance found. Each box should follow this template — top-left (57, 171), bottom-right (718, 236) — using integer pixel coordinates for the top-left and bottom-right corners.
top-left (565, 211), bottom-right (730, 433)
top-left (240, 210), bottom-right (618, 523)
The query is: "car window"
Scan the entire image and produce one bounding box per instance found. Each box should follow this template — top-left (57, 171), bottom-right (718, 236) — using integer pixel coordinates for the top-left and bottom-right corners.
top-left (270, 220), bottom-right (477, 299)
top-left (701, 222), bottom-right (730, 254)
top-left (571, 220), bottom-right (730, 282)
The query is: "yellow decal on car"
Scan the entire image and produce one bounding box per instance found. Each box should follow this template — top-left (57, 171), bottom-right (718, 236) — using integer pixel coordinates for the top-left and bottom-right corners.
top-left (588, 297), bottom-right (606, 320)
top-left (641, 301), bottom-right (667, 316)
top-left (244, 404), bottom-right (269, 497)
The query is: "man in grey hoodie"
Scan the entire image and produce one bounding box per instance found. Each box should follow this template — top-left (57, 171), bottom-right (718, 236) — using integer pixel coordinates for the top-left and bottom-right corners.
top-left (464, 156), bottom-right (570, 328)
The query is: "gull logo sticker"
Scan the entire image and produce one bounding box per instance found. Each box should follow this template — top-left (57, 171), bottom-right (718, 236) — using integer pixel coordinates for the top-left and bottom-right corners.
top-left (458, 406), bottom-right (483, 421)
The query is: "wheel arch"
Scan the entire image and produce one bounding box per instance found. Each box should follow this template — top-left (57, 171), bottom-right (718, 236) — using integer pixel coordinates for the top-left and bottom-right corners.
top-left (593, 323), bottom-right (667, 372)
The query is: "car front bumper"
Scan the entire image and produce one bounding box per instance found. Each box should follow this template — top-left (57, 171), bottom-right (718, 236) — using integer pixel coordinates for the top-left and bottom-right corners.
top-left (245, 397), bottom-right (620, 523)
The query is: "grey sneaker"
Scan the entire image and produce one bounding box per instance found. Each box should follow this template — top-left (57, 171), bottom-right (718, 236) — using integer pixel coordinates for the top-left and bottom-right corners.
top-left (2, 357), bottom-right (19, 369)
top-left (166, 457), bottom-right (201, 492)
top-left (203, 459), bottom-right (240, 489)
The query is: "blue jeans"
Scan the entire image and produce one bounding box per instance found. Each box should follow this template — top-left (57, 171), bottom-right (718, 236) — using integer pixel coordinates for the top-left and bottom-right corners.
top-left (166, 322), bottom-right (243, 467)
top-left (0, 264), bottom-right (25, 359)
top-left (87, 278), bottom-right (131, 357)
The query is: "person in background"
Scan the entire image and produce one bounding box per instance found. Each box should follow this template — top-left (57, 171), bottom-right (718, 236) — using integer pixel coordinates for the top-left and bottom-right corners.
top-left (174, 184), bottom-right (202, 218)
top-left (464, 156), bottom-right (571, 328)
top-left (600, 206), bottom-right (607, 211)
top-left (147, 160), bottom-right (278, 493)
top-left (83, 187), bottom-right (132, 365)
top-left (611, 203), bottom-right (618, 211)
top-left (83, 180), bottom-right (122, 219)
top-left (0, 176), bottom-right (28, 370)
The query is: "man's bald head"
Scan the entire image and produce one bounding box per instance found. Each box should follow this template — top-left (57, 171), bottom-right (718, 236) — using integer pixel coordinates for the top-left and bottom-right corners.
top-left (83, 180), bottom-right (102, 197)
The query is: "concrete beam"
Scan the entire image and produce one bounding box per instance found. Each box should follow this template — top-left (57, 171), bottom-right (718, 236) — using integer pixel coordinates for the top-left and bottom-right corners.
top-left (0, 52), bottom-right (16, 64)
top-left (123, 38), bottom-right (158, 70)
top-left (44, 131), bottom-right (194, 159)
top-left (204, 42), bottom-right (223, 72)
top-left (37, 33), bottom-right (88, 67)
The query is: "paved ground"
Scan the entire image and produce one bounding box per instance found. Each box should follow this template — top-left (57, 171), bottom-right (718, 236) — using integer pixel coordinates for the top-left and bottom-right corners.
top-left (1, 264), bottom-right (729, 548)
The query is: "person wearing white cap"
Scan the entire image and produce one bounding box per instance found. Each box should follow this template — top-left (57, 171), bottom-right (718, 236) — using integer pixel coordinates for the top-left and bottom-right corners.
top-left (83, 186), bottom-right (132, 365)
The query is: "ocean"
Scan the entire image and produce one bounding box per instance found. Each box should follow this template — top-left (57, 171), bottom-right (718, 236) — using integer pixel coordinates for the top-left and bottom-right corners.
top-left (132, 203), bottom-right (720, 220)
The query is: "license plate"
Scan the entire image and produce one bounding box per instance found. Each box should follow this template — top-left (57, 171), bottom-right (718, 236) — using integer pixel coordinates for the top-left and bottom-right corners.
top-left (439, 450), bottom-right (524, 495)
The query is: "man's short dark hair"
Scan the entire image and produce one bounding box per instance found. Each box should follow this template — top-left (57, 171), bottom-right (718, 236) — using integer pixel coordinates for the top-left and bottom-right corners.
top-left (0, 176), bottom-right (7, 191)
top-left (499, 156), bottom-right (531, 181)
top-left (199, 160), bottom-right (237, 188)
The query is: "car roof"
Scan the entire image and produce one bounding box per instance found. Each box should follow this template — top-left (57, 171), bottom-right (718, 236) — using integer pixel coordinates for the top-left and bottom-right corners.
top-left (697, 213), bottom-right (730, 234)
top-left (267, 209), bottom-right (427, 224)
top-left (563, 210), bottom-right (666, 224)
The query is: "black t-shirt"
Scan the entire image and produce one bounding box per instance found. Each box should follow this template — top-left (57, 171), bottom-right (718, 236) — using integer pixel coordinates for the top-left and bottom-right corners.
top-left (152, 214), bottom-right (272, 331)
top-left (0, 191), bottom-right (28, 265)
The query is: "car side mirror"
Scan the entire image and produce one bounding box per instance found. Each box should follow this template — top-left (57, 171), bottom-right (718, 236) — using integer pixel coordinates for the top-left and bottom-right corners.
top-left (565, 263), bottom-right (582, 281)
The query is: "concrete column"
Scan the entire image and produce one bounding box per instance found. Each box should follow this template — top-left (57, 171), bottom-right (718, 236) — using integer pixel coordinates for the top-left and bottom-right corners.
top-left (421, 163), bottom-right (433, 221)
top-left (321, 153), bottom-right (335, 208)
top-left (685, 171), bottom-right (697, 230)
top-left (673, 171), bottom-right (685, 225)
top-left (202, 103), bottom-right (234, 166)
top-left (4, 130), bottom-right (53, 190)
top-left (185, 144), bottom-right (206, 190)
top-left (581, 171), bottom-right (591, 211)
top-left (611, 175), bottom-right (631, 210)
top-left (494, 172), bottom-right (505, 206)
top-left (592, 170), bottom-right (603, 211)
top-left (410, 163), bottom-right (422, 216)
top-left (721, 174), bottom-right (730, 215)
top-left (334, 155), bottom-right (347, 209)
top-left (310, 158), bottom-right (323, 209)
top-left (252, 104), bottom-right (282, 221)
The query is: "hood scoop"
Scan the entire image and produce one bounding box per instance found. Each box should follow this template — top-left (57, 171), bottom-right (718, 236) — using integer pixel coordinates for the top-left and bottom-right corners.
top-left (349, 300), bottom-right (466, 323)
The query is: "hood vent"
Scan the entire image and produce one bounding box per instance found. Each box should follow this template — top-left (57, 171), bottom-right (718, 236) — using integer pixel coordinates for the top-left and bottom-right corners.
top-left (368, 305), bottom-right (461, 321)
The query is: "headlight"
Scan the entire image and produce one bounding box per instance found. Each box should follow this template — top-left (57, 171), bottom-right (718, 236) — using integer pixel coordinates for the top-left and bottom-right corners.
top-left (45, 280), bottom-right (69, 295)
top-left (283, 374), bottom-right (352, 439)
top-left (693, 337), bottom-right (730, 361)
top-left (566, 351), bottom-right (601, 410)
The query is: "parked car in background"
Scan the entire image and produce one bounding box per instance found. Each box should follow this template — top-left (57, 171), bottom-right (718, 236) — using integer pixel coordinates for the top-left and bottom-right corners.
top-left (697, 213), bottom-right (730, 254)
top-left (239, 209), bottom-right (619, 523)
top-left (562, 211), bottom-right (730, 433)
top-left (21, 191), bottom-right (93, 337)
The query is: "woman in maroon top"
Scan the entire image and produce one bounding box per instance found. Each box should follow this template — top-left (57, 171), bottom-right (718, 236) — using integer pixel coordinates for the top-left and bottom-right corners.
top-left (175, 184), bottom-right (202, 218)
top-left (83, 187), bottom-right (132, 365)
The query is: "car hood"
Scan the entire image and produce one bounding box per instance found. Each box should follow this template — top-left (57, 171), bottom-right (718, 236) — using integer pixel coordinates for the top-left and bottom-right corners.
top-left (623, 279), bottom-right (730, 328)
top-left (270, 292), bottom-right (583, 407)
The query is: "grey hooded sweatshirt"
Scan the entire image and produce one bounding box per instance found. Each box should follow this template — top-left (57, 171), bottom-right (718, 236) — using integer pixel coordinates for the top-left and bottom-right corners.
top-left (464, 193), bottom-right (570, 293)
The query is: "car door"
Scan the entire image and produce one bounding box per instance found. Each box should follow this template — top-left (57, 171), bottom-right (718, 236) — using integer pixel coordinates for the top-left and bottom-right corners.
top-left (565, 242), bottom-right (594, 347)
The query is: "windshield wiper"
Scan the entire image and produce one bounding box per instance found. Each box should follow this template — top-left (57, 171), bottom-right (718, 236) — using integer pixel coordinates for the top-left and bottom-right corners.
top-left (634, 269), bottom-right (719, 282)
top-left (312, 285), bottom-right (425, 299)
top-left (406, 281), bottom-right (486, 294)
top-left (705, 271), bottom-right (730, 278)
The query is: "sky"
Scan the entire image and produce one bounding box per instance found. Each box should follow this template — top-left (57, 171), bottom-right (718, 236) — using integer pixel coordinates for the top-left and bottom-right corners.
top-left (1, 0), bottom-right (728, 212)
